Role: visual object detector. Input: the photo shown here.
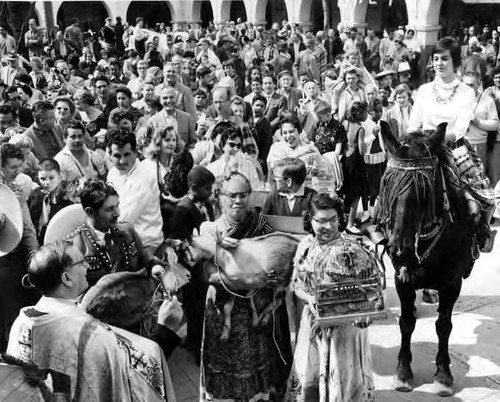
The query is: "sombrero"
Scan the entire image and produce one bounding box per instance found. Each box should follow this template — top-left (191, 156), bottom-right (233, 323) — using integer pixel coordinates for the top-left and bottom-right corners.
top-left (0, 184), bottom-right (23, 256)
top-left (375, 69), bottom-right (396, 80)
top-left (44, 203), bottom-right (86, 244)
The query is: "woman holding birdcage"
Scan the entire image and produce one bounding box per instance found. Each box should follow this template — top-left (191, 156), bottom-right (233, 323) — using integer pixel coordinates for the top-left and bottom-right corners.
top-left (287, 193), bottom-right (379, 402)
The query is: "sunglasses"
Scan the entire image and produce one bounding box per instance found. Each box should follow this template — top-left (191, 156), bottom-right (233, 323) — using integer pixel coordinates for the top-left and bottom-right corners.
top-left (226, 142), bottom-right (242, 149)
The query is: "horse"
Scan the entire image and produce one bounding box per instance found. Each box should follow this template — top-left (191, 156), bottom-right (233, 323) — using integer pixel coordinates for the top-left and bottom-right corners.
top-left (376, 121), bottom-right (477, 396)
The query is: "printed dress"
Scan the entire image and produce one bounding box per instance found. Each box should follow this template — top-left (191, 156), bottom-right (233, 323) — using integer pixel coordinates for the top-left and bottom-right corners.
top-left (287, 234), bottom-right (376, 402)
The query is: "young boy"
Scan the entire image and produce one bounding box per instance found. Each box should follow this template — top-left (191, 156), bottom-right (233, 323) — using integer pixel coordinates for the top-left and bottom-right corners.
top-left (362, 98), bottom-right (387, 221)
top-left (28, 158), bottom-right (73, 242)
top-left (308, 101), bottom-right (346, 155)
top-left (169, 166), bottom-right (215, 364)
top-left (194, 89), bottom-right (208, 120)
top-left (263, 157), bottom-right (316, 217)
top-left (169, 165), bottom-right (216, 240)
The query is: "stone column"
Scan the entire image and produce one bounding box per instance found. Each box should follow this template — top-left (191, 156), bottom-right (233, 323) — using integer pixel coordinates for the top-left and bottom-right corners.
top-left (338, 0), bottom-right (368, 34)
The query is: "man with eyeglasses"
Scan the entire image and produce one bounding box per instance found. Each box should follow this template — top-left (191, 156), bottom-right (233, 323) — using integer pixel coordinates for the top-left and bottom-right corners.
top-left (6, 240), bottom-right (177, 401)
top-left (127, 60), bottom-right (149, 99)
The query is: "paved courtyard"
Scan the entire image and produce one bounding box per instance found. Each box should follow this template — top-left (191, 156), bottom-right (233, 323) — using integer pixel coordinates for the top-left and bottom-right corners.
top-left (169, 222), bottom-right (500, 402)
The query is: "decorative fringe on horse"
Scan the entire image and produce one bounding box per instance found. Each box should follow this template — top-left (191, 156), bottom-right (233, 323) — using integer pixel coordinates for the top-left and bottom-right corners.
top-left (378, 158), bottom-right (437, 231)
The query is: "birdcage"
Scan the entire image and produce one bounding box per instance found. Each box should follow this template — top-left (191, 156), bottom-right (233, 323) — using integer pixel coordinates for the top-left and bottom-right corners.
top-left (314, 247), bottom-right (387, 327)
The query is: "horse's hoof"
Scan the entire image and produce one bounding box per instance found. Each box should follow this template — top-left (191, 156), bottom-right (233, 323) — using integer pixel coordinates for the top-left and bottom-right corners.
top-left (394, 376), bottom-right (413, 392)
top-left (434, 380), bottom-right (454, 397)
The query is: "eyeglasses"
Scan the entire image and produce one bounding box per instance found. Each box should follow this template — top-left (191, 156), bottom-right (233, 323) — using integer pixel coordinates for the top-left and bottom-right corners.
top-left (226, 142), bottom-right (242, 149)
top-left (312, 215), bottom-right (339, 227)
top-left (221, 191), bottom-right (249, 201)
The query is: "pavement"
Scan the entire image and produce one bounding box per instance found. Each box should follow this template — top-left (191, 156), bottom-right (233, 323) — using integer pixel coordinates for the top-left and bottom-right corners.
top-left (169, 222), bottom-right (500, 402)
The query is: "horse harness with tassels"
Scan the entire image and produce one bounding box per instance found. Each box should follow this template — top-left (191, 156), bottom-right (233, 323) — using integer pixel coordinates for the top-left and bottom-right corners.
top-left (381, 157), bottom-right (453, 266)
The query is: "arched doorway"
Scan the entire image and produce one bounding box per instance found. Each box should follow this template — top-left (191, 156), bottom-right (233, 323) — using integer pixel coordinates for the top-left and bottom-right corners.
top-left (200, 1), bottom-right (214, 28)
top-left (127, 1), bottom-right (172, 29)
top-left (230, 0), bottom-right (247, 23)
top-left (311, 0), bottom-right (324, 31)
top-left (440, 0), bottom-right (500, 36)
top-left (265, 0), bottom-right (288, 29)
top-left (57, 1), bottom-right (109, 31)
top-left (380, 0), bottom-right (408, 30)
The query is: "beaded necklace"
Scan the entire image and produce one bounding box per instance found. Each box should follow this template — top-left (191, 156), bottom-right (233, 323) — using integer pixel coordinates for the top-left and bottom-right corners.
top-left (432, 82), bottom-right (459, 105)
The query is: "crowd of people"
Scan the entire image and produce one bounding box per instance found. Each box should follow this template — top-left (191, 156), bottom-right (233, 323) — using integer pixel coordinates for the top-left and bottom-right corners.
top-left (0, 13), bottom-right (499, 401)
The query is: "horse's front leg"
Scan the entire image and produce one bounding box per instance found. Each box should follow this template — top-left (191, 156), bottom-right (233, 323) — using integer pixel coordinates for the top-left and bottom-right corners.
top-left (434, 282), bottom-right (461, 397)
top-left (394, 276), bottom-right (417, 392)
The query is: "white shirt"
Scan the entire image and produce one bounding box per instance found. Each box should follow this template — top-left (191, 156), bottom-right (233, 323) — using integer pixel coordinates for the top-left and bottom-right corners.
top-left (409, 79), bottom-right (475, 142)
top-left (107, 158), bottom-right (163, 248)
top-left (466, 91), bottom-right (499, 145)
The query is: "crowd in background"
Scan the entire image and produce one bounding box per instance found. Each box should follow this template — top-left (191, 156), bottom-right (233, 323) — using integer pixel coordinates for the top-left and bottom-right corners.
top-left (0, 12), bottom-right (500, 402)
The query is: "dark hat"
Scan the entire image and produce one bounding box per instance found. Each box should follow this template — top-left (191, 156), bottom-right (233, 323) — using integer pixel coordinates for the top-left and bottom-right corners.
top-left (80, 269), bottom-right (156, 327)
top-left (187, 166), bottom-right (215, 187)
top-left (277, 69), bottom-right (293, 80)
top-left (174, 35), bottom-right (184, 44)
top-left (276, 40), bottom-right (288, 52)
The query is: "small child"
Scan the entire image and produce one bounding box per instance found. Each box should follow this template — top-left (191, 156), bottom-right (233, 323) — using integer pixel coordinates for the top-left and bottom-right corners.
top-left (194, 89), bottom-right (208, 120)
top-left (263, 158), bottom-right (316, 217)
top-left (362, 98), bottom-right (387, 220)
top-left (8, 134), bottom-right (39, 181)
top-left (309, 101), bottom-right (346, 156)
top-left (28, 158), bottom-right (73, 243)
top-left (169, 166), bottom-right (216, 364)
top-left (169, 166), bottom-right (216, 240)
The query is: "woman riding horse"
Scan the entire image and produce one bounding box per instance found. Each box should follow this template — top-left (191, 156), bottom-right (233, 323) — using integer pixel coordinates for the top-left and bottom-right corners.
top-left (408, 36), bottom-right (496, 253)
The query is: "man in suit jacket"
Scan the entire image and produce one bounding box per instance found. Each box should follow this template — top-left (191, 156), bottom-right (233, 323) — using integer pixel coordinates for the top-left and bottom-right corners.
top-left (262, 75), bottom-right (287, 132)
top-left (288, 32), bottom-right (306, 64)
top-left (149, 86), bottom-right (196, 147)
top-left (156, 62), bottom-right (196, 117)
top-left (23, 101), bottom-right (64, 159)
top-left (51, 31), bottom-right (70, 60)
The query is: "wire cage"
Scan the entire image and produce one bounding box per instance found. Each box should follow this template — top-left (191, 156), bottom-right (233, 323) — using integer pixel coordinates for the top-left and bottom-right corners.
top-left (314, 248), bottom-right (387, 327)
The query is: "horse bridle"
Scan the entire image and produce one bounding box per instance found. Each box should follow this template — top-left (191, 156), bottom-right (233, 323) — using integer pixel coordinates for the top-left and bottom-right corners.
top-left (386, 156), bottom-right (452, 265)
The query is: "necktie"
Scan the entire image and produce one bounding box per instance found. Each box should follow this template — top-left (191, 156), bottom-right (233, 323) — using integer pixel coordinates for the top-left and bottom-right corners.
top-left (38, 194), bottom-right (51, 235)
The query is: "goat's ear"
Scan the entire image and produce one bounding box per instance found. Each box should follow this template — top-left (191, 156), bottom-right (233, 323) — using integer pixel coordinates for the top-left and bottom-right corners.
top-left (429, 122), bottom-right (447, 152)
top-left (380, 120), bottom-right (401, 155)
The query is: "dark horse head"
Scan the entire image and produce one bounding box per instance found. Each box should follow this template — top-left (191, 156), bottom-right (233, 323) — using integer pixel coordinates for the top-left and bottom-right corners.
top-left (377, 121), bottom-right (473, 283)
top-left (377, 121), bottom-right (477, 395)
